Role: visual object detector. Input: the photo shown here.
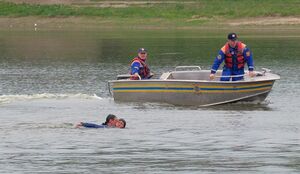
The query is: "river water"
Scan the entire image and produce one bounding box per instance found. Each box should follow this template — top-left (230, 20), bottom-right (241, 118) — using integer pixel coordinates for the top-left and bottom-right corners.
top-left (0, 29), bottom-right (300, 173)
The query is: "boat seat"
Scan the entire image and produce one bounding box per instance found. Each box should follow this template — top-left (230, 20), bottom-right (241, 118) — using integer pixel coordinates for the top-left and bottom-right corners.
top-left (159, 72), bottom-right (173, 80)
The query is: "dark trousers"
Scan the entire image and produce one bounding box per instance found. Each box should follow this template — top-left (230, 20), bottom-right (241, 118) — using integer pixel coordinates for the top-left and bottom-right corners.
top-left (220, 68), bottom-right (244, 81)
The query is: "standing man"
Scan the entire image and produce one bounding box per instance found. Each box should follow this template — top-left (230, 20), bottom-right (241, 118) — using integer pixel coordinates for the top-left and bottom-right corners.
top-left (210, 33), bottom-right (255, 81)
top-left (130, 48), bottom-right (151, 80)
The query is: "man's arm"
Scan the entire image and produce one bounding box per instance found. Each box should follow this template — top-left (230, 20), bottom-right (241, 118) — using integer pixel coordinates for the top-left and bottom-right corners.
top-left (81, 122), bottom-right (107, 128)
top-left (130, 62), bottom-right (141, 80)
top-left (211, 50), bottom-right (225, 74)
top-left (131, 62), bottom-right (141, 75)
top-left (243, 47), bottom-right (254, 71)
top-left (209, 50), bottom-right (225, 80)
top-left (243, 47), bottom-right (255, 77)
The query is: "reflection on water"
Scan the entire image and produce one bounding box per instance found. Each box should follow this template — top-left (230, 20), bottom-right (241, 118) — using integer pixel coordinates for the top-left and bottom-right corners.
top-left (1, 30), bottom-right (300, 96)
top-left (207, 101), bottom-right (274, 111)
top-left (0, 30), bottom-right (300, 173)
top-left (115, 100), bottom-right (274, 111)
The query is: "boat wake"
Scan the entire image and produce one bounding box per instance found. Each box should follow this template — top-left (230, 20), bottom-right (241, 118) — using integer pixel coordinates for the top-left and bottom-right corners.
top-left (207, 99), bottom-right (273, 111)
top-left (0, 93), bottom-right (102, 104)
top-left (13, 122), bottom-right (76, 129)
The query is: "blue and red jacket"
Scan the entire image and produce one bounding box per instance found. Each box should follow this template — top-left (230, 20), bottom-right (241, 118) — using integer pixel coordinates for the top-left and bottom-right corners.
top-left (130, 57), bottom-right (150, 80)
top-left (211, 41), bottom-right (254, 74)
top-left (81, 122), bottom-right (108, 128)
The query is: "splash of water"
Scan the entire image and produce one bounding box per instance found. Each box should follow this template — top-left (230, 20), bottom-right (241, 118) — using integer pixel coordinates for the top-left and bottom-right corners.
top-left (0, 93), bottom-right (102, 104)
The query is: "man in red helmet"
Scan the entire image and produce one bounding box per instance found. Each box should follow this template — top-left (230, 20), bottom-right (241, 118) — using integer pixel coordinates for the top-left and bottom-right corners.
top-left (209, 33), bottom-right (255, 81)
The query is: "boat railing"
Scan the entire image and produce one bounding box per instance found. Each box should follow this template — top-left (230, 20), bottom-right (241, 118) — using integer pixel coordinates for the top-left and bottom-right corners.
top-left (261, 68), bottom-right (271, 75)
top-left (116, 74), bottom-right (141, 80)
top-left (109, 74), bottom-right (142, 96)
top-left (215, 74), bottom-right (246, 78)
top-left (107, 81), bottom-right (112, 96)
top-left (175, 66), bottom-right (201, 71)
top-left (215, 68), bottom-right (271, 78)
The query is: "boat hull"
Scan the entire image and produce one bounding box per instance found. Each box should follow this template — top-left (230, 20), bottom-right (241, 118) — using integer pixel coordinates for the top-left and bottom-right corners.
top-left (109, 80), bottom-right (276, 106)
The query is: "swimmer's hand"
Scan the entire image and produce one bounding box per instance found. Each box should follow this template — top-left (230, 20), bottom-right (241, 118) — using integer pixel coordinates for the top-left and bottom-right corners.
top-left (75, 122), bottom-right (83, 128)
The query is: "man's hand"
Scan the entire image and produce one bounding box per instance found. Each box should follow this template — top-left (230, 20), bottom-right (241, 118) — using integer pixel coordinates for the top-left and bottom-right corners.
top-left (133, 73), bottom-right (141, 80)
top-left (248, 71), bottom-right (256, 77)
top-left (209, 73), bottom-right (215, 80)
top-left (75, 122), bottom-right (83, 128)
top-left (130, 73), bottom-right (141, 80)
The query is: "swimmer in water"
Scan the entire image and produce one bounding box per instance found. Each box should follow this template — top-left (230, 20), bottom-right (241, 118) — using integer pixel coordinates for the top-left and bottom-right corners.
top-left (75, 114), bottom-right (126, 129)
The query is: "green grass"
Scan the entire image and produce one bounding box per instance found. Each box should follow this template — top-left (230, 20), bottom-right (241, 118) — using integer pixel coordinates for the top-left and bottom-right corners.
top-left (0, 0), bottom-right (300, 19)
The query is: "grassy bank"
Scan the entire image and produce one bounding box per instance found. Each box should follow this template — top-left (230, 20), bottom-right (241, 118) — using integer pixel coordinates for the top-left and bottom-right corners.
top-left (1, 0), bottom-right (300, 19)
top-left (1, 0), bottom-right (300, 31)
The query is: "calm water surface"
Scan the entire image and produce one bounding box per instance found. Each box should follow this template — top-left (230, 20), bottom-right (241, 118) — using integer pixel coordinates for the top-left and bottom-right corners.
top-left (0, 30), bottom-right (300, 173)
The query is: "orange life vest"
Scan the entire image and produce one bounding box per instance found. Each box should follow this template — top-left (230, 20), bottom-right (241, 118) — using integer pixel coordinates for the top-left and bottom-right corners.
top-left (221, 41), bottom-right (246, 69)
top-left (130, 57), bottom-right (150, 80)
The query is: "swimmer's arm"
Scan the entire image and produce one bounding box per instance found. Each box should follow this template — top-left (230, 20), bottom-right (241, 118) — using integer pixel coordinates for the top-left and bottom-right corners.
top-left (81, 122), bottom-right (107, 128)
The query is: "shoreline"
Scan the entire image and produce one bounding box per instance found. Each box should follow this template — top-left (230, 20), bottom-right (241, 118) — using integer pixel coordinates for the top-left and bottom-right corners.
top-left (0, 16), bottom-right (300, 38)
top-left (1, 0), bottom-right (300, 33)
top-left (1, 16), bottom-right (300, 32)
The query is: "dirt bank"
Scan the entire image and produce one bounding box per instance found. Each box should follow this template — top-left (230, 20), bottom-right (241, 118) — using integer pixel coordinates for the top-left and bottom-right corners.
top-left (4, 0), bottom-right (75, 4)
top-left (228, 17), bottom-right (300, 26)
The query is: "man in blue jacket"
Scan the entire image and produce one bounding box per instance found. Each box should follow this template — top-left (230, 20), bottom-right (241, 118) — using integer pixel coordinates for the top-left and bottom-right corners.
top-left (209, 33), bottom-right (255, 81)
top-left (130, 48), bottom-right (151, 80)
